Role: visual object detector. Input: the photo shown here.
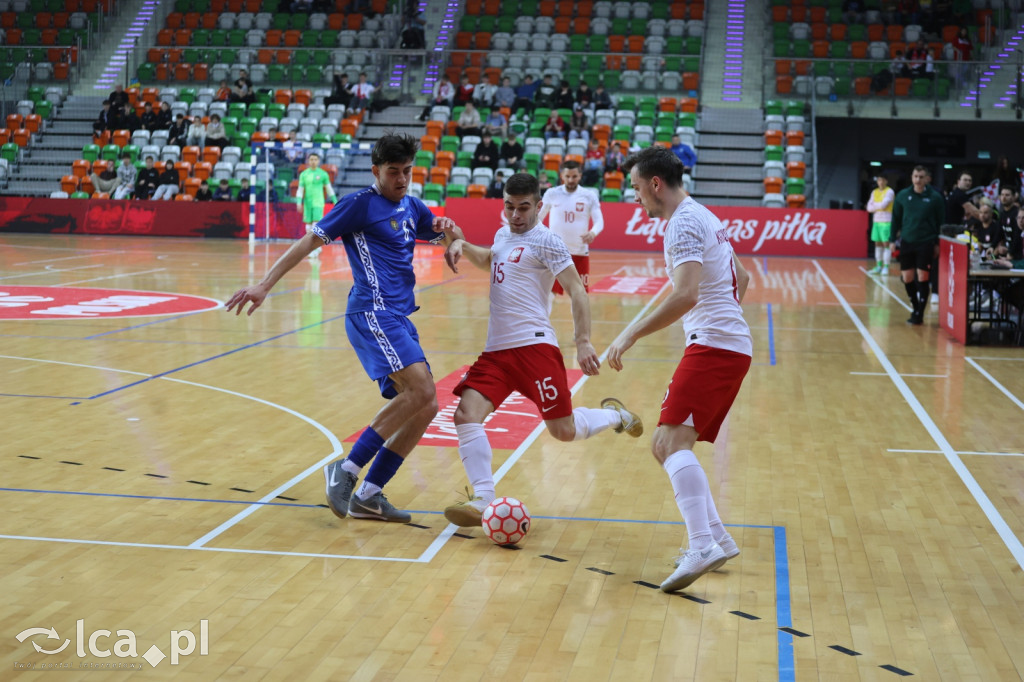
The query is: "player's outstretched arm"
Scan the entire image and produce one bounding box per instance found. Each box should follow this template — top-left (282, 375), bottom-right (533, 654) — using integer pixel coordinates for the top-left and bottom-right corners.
top-left (734, 253), bottom-right (750, 304)
top-left (606, 261), bottom-right (701, 371)
top-left (445, 235), bottom-right (491, 273)
top-left (557, 266), bottom-right (600, 376)
top-left (225, 232), bottom-right (322, 316)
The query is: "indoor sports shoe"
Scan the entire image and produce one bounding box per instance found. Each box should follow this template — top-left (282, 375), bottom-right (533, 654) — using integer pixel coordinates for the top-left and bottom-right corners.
top-left (601, 397), bottom-right (644, 438)
top-left (324, 461), bottom-right (358, 519)
top-left (348, 491), bottom-right (411, 523)
top-left (444, 495), bottom-right (487, 527)
top-left (661, 543), bottom-right (728, 593)
top-left (673, 534), bottom-right (740, 567)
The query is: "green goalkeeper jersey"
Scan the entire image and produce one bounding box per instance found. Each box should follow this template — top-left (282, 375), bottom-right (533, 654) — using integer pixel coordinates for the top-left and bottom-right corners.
top-left (299, 167), bottom-right (332, 206)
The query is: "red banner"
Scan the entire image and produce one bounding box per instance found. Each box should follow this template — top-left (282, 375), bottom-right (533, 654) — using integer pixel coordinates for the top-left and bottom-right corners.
top-left (346, 365), bottom-right (584, 450)
top-left (0, 197), bottom-right (249, 238)
top-left (590, 275), bottom-right (669, 295)
top-left (443, 198), bottom-right (868, 258)
top-left (939, 237), bottom-right (968, 344)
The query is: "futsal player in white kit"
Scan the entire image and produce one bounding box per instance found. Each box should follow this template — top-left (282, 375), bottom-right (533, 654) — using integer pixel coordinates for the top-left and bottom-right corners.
top-left (537, 159), bottom-right (604, 296)
top-left (439, 172), bottom-right (643, 527)
top-left (607, 147), bottom-right (753, 593)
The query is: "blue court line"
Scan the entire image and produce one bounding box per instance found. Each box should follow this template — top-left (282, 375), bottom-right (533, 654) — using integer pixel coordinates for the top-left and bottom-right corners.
top-left (3, 484), bottom-right (793, 677)
top-left (81, 277), bottom-right (463, 401)
top-left (0, 393), bottom-right (89, 400)
top-left (767, 303), bottom-right (777, 366)
top-left (775, 525), bottom-right (795, 682)
top-left (82, 286), bottom-right (304, 339)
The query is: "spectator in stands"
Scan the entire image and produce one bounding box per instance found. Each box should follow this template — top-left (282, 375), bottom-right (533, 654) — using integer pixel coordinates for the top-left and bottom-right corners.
top-left (998, 186), bottom-right (1020, 247)
top-left (454, 73), bottom-right (475, 107)
top-left (535, 74), bottom-right (558, 109)
top-left (605, 141), bottom-right (625, 173)
top-left (456, 101), bottom-right (482, 137)
top-left (499, 134), bottom-right (525, 170)
top-left (237, 177), bottom-right (251, 202)
top-left (168, 113), bottom-right (189, 147)
top-left (349, 73), bottom-right (376, 114)
top-left (113, 153), bottom-right (136, 200)
top-left (670, 134), bottom-right (697, 174)
top-left (554, 80), bottom-right (575, 110)
top-left (419, 74), bottom-right (455, 121)
top-left (512, 74), bottom-right (540, 117)
top-left (907, 40), bottom-right (929, 78)
top-left (109, 84), bottom-right (129, 109)
top-left (483, 107), bottom-right (507, 138)
top-left (91, 164), bottom-right (118, 196)
top-left (155, 101), bottom-right (173, 130)
top-left (841, 0), bottom-right (864, 24)
top-left (494, 76), bottom-right (515, 112)
top-left (186, 115), bottom-right (206, 149)
top-left (214, 178), bottom-right (234, 201)
top-left (567, 108), bottom-right (590, 144)
top-left (582, 138), bottom-right (604, 186)
top-left (215, 79), bottom-right (232, 102)
top-left (485, 169), bottom-right (507, 198)
top-left (896, 0), bottom-right (921, 26)
top-left (538, 171), bottom-right (552, 193)
top-left (205, 114), bottom-right (229, 149)
top-left (872, 53), bottom-right (902, 93)
top-left (326, 73), bottom-right (351, 108)
top-left (194, 179), bottom-right (214, 201)
top-left (121, 103), bottom-right (141, 133)
top-left (135, 156), bottom-right (160, 200)
top-left (472, 131), bottom-right (500, 171)
top-left (400, 6), bottom-right (426, 49)
top-left (152, 161), bottom-right (180, 200)
top-left (952, 27), bottom-right (974, 87)
top-left (255, 184), bottom-right (279, 203)
top-left (473, 74), bottom-right (497, 109)
top-left (991, 156), bottom-right (1019, 192)
top-left (141, 102), bottom-right (158, 132)
top-left (93, 100), bottom-right (112, 137)
top-left (592, 83), bottom-right (612, 111)
top-left (946, 170), bottom-right (981, 224)
top-left (231, 69), bottom-right (255, 104)
top-left (542, 109), bottom-right (567, 140)
top-left (574, 81), bottom-right (594, 113)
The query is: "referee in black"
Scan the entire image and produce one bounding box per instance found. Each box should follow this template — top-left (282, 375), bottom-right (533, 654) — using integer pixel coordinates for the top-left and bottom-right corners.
top-left (891, 165), bottom-right (946, 325)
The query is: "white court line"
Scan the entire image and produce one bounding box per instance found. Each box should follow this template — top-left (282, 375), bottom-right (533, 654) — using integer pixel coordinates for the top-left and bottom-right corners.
top-left (0, 534), bottom-right (417, 562)
top-left (888, 449), bottom-right (1024, 457)
top-left (966, 356), bottom-right (1024, 362)
top-left (57, 268), bottom-right (168, 287)
top-left (965, 357), bottom-right (1024, 412)
top-left (858, 266), bottom-right (913, 311)
top-left (14, 252), bottom-right (120, 266)
top-left (417, 279), bottom-right (673, 564)
top-left (814, 260), bottom-right (1024, 573)
top-left (0, 264), bottom-right (104, 281)
top-left (850, 371), bottom-right (949, 378)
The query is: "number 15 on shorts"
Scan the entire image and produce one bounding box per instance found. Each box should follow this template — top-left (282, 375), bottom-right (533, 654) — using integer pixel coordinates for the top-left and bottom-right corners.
top-left (535, 377), bottom-right (559, 414)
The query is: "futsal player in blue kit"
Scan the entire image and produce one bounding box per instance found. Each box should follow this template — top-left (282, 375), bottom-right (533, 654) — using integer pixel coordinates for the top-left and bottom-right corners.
top-left (226, 134), bottom-right (457, 523)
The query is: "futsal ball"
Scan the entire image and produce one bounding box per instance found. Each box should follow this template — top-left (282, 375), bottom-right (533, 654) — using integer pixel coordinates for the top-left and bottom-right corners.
top-left (482, 497), bottom-right (531, 546)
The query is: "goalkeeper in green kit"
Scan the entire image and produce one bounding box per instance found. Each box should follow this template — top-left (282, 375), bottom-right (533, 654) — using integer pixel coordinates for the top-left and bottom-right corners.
top-left (297, 152), bottom-right (337, 259)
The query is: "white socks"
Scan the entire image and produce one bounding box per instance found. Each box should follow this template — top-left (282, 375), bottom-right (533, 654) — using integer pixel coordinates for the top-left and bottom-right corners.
top-left (875, 246), bottom-right (884, 263)
top-left (571, 406), bottom-right (621, 441)
top-left (456, 423), bottom-right (495, 505)
top-left (341, 460), bottom-right (361, 476)
top-left (882, 247), bottom-right (891, 266)
top-left (355, 481), bottom-right (380, 499)
top-left (664, 449), bottom-right (714, 550)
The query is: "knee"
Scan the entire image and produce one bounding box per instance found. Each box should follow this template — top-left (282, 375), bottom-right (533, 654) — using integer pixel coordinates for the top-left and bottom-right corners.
top-left (545, 419), bottom-right (575, 442)
top-left (453, 403), bottom-right (472, 426)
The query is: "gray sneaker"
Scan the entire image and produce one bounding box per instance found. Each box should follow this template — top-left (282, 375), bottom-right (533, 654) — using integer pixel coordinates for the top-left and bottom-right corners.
top-left (348, 491), bottom-right (411, 523)
top-left (601, 397), bottom-right (644, 438)
top-left (323, 461), bottom-right (358, 519)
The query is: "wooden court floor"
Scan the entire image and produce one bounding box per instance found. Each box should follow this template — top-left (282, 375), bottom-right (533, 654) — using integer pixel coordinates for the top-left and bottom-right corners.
top-left (1, 233), bottom-right (1022, 681)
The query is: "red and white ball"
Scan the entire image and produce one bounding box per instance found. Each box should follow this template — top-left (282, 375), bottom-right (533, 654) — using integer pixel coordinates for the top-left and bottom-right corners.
top-left (481, 496), bottom-right (531, 546)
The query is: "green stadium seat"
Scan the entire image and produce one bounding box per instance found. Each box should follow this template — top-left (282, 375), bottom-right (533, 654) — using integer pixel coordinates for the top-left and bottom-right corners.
top-left (70, 191), bottom-right (90, 199)
top-left (1, 143), bottom-right (19, 163)
top-left (784, 100), bottom-right (805, 117)
top-left (221, 116), bottom-right (238, 137)
top-left (446, 183), bottom-right (467, 198)
top-left (423, 182), bottom-right (444, 203)
top-left (332, 133), bottom-right (352, 143)
top-left (414, 150), bottom-right (434, 167)
top-left (81, 144), bottom-right (99, 162)
top-left (238, 117), bottom-right (258, 136)
top-left (178, 88), bottom-right (196, 105)
top-left (312, 132), bottom-right (330, 143)
top-left (600, 188), bottom-right (622, 202)
top-left (247, 103), bottom-right (267, 118)
top-left (34, 100), bottom-right (52, 119)
top-left (267, 65), bottom-right (286, 82)
top-left (833, 77), bottom-right (851, 96)
top-left (101, 144), bottom-right (120, 161)
top-left (763, 100), bottom-right (784, 116)
top-left (123, 144), bottom-right (139, 163)
top-left (456, 150), bottom-right (473, 168)
top-left (785, 178), bottom-right (806, 195)
top-left (288, 14), bottom-right (306, 30)
top-left (268, 103), bottom-right (285, 119)
top-left (27, 86), bottom-right (44, 103)
top-left (288, 65), bottom-right (306, 82)
top-left (764, 145), bottom-right (784, 162)
top-left (440, 135), bottom-right (459, 153)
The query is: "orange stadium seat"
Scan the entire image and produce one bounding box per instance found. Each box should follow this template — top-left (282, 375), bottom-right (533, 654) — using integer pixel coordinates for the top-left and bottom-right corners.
top-left (786, 131), bottom-right (805, 147)
top-left (786, 161), bottom-right (806, 179)
top-left (293, 89), bottom-right (312, 106)
top-left (111, 129), bottom-right (130, 147)
top-left (183, 12), bottom-right (200, 28)
top-left (93, 192), bottom-right (110, 199)
top-left (890, 41), bottom-right (906, 58)
top-left (809, 7), bottom-right (826, 23)
top-left (257, 49), bottom-right (273, 64)
top-left (181, 145), bottom-right (200, 165)
top-left (61, 175), bottom-right (79, 194)
top-left (787, 194), bottom-right (806, 208)
top-left (283, 30), bottom-right (301, 46)
top-left (265, 29), bottom-right (281, 46)
top-left (203, 146), bottom-right (221, 165)
top-left (157, 28), bottom-right (174, 45)
top-left (554, 16), bottom-right (570, 33)
top-left (539, 0), bottom-right (554, 14)
top-left (603, 171), bottom-right (623, 189)
top-left (424, 120), bottom-right (443, 139)
top-left (174, 161), bottom-right (192, 183)
top-left (764, 129), bottom-right (784, 146)
top-left (340, 118), bottom-right (359, 137)
top-left (327, 14), bottom-right (343, 30)
top-left (174, 64), bottom-right (191, 80)
top-left (658, 97), bottom-right (677, 112)
top-left (776, 60), bottom-right (792, 76)
top-left (776, 75), bottom-right (793, 94)
top-left (275, 50), bottom-right (292, 64)
top-left (72, 159), bottom-right (90, 178)
top-left (193, 162), bottom-right (212, 180)
top-left (201, 12), bottom-right (217, 29)
top-left (80, 176), bottom-right (95, 194)
top-left (576, 0), bottom-right (592, 17)
top-left (250, 132), bottom-right (270, 143)
top-left (475, 32), bottom-right (491, 50)
top-left (183, 177), bottom-right (202, 196)
top-left (175, 28), bottom-right (191, 45)
top-left (893, 78), bottom-right (911, 97)
top-left (435, 150), bottom-right (454, 170)
top-left (430, 166), bottom-right (450, 185)
top-left (12, 128), bottom-right (29, 147)
top-left (679, 97), bottom-right (698, 113)
top-left (346, 14), bottom-right (362, 30)
top-left (794, 60), bottom-right (811, 75)
top-left (23, 114), bottom-right (40, 134)
top-left (542, 153), bottom-right (561, 172)
top-left (682, 72), bottom-right (700, 90)
top-left (811, 22), bottom-right (827, 40)
top-left (166, 12), bottom-right (183, 29)
top-left (788, 5), bottom-right (804, 21)
top-left (419, 135), bottom-right (438, 153)
top-left (812, 40), bottom-right (829, 58)
top-left (763, 177), bottom-right (783, 194)
top-left (466, 184), bottom-right (487, 199)
top-left (175, 192), bottom-right (194, 201)
top-left (867, 24), bottom-right (884, 41)
top-left (830, 24), bottom-right (847, 41)
top-left (412, 167), bottom-right (428, 185)
top-left (771, 6), bottom-right (787, 22)
top-left (886, 24), bottom-right (903, 42)
top-left (850, 41), bottom-right (868, 59)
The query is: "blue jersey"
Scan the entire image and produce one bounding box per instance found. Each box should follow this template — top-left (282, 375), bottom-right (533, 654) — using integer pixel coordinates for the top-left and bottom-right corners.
top-left (312, 184), bottom-right (437, 316)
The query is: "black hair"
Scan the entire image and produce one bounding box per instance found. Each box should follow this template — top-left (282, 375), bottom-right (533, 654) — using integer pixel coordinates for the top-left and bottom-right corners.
top-left (504, 172), bottom-right (540, 199)
top-left (622, 146), bottom-right (684, 189)
top-left (560, 159), bottom-right (581, 172)
top-left (372, 132), bottom-right (419, 166)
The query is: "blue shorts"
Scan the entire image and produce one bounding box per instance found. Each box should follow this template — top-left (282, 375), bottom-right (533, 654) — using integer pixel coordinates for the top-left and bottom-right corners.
top-left (345, 310), bottom-right (429, 399)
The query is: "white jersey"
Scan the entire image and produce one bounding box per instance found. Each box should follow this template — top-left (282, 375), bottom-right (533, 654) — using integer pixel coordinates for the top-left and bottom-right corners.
top-left (485, 224), bottom-right (574, 352)
top-left (541, 185), bottom-right (604, 256)
top-left (664, 196), bottom-right (752, 356)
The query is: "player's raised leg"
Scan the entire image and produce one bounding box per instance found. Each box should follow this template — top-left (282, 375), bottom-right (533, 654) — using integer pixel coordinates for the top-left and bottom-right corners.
top-left (444, 388), bottom-right (497, 527)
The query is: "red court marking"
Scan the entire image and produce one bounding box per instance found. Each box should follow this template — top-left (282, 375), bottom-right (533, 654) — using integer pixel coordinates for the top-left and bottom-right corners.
top-left (0, 285), bottom-right (221, 320)
top-left (590, 276), bottom-right (669, 295)
top-left (346, 365), bottom-right (585, 449)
